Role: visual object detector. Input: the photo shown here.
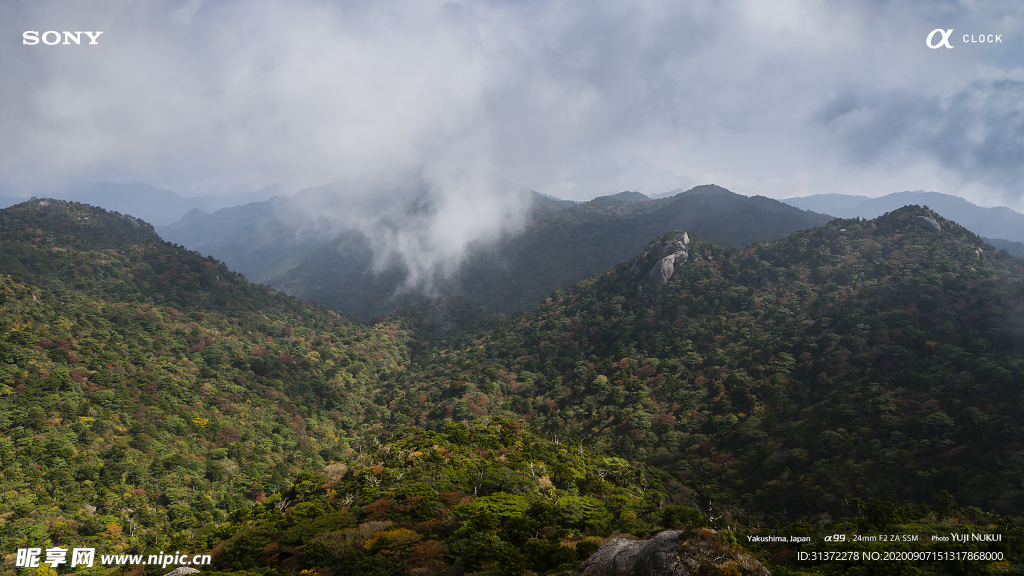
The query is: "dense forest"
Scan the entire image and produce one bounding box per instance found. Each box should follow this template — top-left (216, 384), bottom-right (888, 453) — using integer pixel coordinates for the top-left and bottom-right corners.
top-left (0, 198), bottom-right (1021, 575)
top-left (381, 207), bottom-right (1024, 519)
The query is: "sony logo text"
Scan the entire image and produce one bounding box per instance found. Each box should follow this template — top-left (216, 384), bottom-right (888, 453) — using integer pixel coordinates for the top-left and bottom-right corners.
top-left (23, 31), bottom-right (104, 45)
top-left (926, 29), bottom-right (1002, 49)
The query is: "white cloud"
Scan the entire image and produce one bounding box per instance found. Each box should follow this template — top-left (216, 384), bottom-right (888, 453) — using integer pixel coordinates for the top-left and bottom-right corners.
top-left (1, 0), bottom-right (1023, 207)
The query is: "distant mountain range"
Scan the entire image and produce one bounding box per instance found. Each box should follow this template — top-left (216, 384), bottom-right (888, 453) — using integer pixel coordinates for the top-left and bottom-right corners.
top-left (158, 180), bottom-right (574, 284)
top-left (649, 187), bottom-right (687, 199)
top-left (783, 191), bottom-right (1024, 251)
top-left (158, 182), bottom-right (832, 318)
top-left (983, 237), bottom-right (1024, 257)
top-left (269, 185), bottom-right (832, 318)
top-left (157, 183), bottom-right (346, 283)
top-left (34, 181), bottom-right (1024, 318)
top-left (0, 180), bottom-right (284, 226)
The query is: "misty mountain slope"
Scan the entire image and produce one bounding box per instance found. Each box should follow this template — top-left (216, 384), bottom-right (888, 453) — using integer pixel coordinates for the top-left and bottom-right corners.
top-left (263, 192), bottom-right (666, 319)
top-left (270, 184), bottom-right (831, 318)
top-left (983, 236), bottom-right (1024, 258)
top-left (382, 205), bottom-right (1024, 519)
top-left (649, 187), bottom-right (687, 199)
top-left (785, 190), bottom-right (1024, 243)
top-left (454, 185), bottom-right (831, 313)
top-left (156, 181), bottom-right (378, 282)
top-left (157, 197), bottom-right (333, 283)
top-left (265, 230), bottom-right (426, 319)
top-left (159, 179), bottom-right (565, 284)
top-left (779, 192), bottom-right (870, 215)
top-left (529, 191), bottom-right (578, 215)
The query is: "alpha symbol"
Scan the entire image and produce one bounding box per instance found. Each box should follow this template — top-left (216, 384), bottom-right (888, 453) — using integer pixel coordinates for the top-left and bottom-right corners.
top-left (926, 29), bottom-right (954, 49)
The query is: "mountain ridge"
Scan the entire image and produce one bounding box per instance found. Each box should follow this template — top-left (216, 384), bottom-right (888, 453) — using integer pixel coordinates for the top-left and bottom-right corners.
top-left (3, 180), bottom-right (287, 226)
top-left (783, 190), bottom-right (1024, 245)
top-left (272, 184), bottom-right (833, 319)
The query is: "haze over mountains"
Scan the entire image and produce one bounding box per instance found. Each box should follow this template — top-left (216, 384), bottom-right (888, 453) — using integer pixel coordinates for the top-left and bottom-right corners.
top-left (270, 185), bottom-right (834, 318)
top-left (159, 183), bottom-right (832, 318)
top-left (10, 178), bottom-right (1024, 321)
top-left (12, 179), bottom-right (1011, 321)
top-left (0, 181), bottom-right (285, 226)
top-left (158, 179), bottom-right (575, 285)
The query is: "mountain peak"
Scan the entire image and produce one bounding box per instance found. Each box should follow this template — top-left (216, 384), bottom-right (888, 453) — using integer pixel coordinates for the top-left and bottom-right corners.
top-left (677, 183), bottom-right (736, 197)
top-left (3, 197), bottom-right (161, 250)
top-left (632, 231), bottom-right (693, 284)
top-left (588, 190), bottom-right (652, 206)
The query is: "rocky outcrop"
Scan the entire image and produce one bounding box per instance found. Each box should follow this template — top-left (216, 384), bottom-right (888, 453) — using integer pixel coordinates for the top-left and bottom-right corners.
top-left (575, 529), bottom-right (769, 576)
top-left (916, 216), bottom-right (942, 233)
top-left (649, 254), bottom-right (679, 284)
top-left (119, 214), bottom-right (141, 228)
top-left (163, 568), bottom-right (200, 576)
top-left (577, 536), bottom-right (643, 576)
top-left (631, 231), bottom-right (691, 285)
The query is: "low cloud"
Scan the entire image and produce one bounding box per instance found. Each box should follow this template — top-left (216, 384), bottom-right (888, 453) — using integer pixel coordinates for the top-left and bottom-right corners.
top-left (283, 166), bottom-right (535, 296)
top-left (2, 0), bottom-right (1024, 290)
top-left (354, 171), bottom-right (533, 296)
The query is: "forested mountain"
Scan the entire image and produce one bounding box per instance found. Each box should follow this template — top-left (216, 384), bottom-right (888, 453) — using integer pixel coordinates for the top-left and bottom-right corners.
top-left (0, 199), bottom-right (414, 556)
top-left (0, 198), bottom-right (695, 576)
top-left (272, 185), bottom-right (832, 319)
top-left (1, 198), bottom-right (1021, 576)
top-left (376, 206), bottom-right (1024, 522)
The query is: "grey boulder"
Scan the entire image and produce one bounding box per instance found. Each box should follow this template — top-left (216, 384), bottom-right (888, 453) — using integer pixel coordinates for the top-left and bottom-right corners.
top-left (575, 529), bottom-right (768, 576)
top-left (916, 216), bottom-right (942, 232)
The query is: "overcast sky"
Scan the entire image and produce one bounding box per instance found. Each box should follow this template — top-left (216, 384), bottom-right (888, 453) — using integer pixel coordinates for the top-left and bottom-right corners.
top-left (2, 0), bottom-right (1023, 209)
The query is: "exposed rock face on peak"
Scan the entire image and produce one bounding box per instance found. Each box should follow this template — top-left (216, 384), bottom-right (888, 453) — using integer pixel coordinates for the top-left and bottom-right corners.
top-left (916, 215), bottom-right (942, 232)
top-left (632, 231), bottom-right (691, 285)
top-left (575, 529), bottom-right (769, 576)
top-left (649, 253), bottom-right (680, 284)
